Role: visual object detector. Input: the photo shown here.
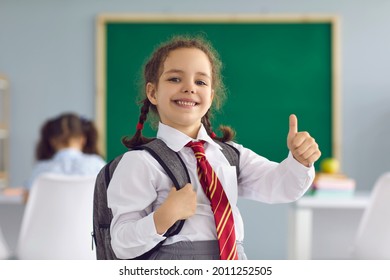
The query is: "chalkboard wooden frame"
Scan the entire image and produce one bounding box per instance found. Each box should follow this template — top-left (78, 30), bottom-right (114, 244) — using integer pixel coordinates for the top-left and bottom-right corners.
top-left (96, 14), bottom-right (341, 167)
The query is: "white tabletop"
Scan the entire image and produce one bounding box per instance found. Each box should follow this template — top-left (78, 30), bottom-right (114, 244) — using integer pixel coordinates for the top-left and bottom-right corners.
top-left (295, 191), bottom-right (371, 209)
top-left (0, 188), bottom-right (26, 205)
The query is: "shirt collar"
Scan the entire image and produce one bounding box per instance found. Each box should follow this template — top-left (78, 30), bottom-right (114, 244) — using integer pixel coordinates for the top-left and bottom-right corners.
top-left (157, 122), bottom-right (221, 152)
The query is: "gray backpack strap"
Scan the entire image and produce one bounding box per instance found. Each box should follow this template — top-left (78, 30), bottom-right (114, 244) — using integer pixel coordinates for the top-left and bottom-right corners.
top-left (140, 139), bottom-right (190, 191)
top-left (214, 140), bottom-right (240, 178)
top-left (134, 139), bottom-right (190, 238)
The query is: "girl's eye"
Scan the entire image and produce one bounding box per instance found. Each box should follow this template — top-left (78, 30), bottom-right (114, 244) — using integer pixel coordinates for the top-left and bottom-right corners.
top-left (168, 77), bottom-right (180, 83)
top-left (195, 80), bottom-right (207, 86)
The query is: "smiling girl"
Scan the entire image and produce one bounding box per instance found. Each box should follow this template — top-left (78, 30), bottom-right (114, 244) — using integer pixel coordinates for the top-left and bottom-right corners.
top-left (107, 35), bottom-right (321, 260)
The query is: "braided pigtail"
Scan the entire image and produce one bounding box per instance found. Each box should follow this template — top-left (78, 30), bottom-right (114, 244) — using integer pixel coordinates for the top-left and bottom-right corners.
top-left (202, 112), bottom-right (235, 143)
top-left (122, 98), bottom-right (154, 148)
top-left (201, 112), bottom-right (216, 139)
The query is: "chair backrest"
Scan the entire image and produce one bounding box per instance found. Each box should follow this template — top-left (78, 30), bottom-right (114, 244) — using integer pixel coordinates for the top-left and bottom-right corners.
top-left (0, 227), bottom-right (10, 260)
top-left (350, 172), bottom-right (390, 259)
top-left (16, 173), bottom-right (96, 259)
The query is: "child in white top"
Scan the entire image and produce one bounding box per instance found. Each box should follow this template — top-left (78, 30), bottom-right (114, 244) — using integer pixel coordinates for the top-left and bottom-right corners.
top-left (107, 35), bottom-right (321, 260)
top-left (26, 113), bottom-right (105, 189)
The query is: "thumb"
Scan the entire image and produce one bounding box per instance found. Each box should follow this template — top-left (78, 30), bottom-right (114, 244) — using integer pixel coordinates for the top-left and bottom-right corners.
top-left (288, 114), bottom-right (298, 138)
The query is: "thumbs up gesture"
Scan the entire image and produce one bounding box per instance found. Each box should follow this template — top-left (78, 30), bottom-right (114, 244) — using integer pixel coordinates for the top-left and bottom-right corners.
top-left (287, 114), bottom-right (321, 167)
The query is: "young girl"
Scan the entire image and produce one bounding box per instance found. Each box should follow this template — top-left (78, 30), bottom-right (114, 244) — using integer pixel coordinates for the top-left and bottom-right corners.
top-left (25, 112), bottom-right (106, 189)
top-left (107, 35), bottom-right (321, 260)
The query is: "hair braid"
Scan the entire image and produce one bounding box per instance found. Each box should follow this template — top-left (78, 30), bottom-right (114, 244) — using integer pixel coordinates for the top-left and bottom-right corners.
top-left (201, 112), bottom-right (214, 136)
top-left (202, 112), bottom-right (235, 142)
top-left (122, 98), bottom-right (154, 148)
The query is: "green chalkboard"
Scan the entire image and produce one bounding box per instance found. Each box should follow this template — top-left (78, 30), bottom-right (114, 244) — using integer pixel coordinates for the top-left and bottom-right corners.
top-left (97, 16), bottom-right (340, 170)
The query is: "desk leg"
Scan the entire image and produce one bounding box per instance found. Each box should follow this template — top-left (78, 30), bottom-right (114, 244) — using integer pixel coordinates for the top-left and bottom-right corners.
top-left (288, 207), bottom-right (313, 260)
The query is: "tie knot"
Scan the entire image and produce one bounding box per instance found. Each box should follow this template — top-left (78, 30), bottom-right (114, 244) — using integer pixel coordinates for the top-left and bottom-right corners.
top-left (186, 141), bottom-right (206, 158)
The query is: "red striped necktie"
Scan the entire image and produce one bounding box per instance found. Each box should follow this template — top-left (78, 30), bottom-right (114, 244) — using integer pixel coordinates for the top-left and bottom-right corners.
top-left (186, 140), bottom-right (238, 260)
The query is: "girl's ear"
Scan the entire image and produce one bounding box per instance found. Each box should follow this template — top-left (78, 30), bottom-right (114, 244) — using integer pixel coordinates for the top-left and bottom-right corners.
top-left (146, 82), bottom-right (158, 105)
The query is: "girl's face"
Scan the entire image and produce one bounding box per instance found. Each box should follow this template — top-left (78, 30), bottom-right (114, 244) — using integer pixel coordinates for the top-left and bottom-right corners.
top-left (147, 48), bottom-right (214, 138)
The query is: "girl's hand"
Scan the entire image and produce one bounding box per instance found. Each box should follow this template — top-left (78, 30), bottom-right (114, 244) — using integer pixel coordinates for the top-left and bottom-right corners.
top-left (166, 183), bottom-right (197, 220)
top-left (153, 183), bottom-right (197, 234)
top-left (287, 114), bottom-right (321, 167)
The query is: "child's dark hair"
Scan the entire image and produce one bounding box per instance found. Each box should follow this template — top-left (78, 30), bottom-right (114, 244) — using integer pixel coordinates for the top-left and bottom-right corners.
top-left (81, 117), bottom-right (101, 156)
top-left (36, 113), bottom-right (101, 160)
top-left (122, 35), bottom-right (235, 148)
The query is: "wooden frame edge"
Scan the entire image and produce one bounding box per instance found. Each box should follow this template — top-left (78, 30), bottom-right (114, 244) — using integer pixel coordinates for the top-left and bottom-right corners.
top-left (96, 16), bottom-right (107, 158)
top-left (0, 74), bottom-right (10, 186)
top-left (97, 13), bottom-right (339, 23)
top-left (331, 16), bottom-right (342, 163)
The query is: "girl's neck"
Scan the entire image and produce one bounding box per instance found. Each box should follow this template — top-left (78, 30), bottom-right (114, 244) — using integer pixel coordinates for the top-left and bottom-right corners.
top-left (52, 137), bottom-right (85, 152)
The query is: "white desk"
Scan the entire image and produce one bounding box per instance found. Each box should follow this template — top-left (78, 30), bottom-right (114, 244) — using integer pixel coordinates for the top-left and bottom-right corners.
top-left (0, 190), bottom-right (25, 204)
top-left (288, 192), bottom-right (371, 259)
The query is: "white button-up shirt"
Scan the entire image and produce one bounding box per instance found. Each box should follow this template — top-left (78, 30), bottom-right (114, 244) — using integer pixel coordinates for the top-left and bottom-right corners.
top-left (108, 123), bottom-right (314, 259)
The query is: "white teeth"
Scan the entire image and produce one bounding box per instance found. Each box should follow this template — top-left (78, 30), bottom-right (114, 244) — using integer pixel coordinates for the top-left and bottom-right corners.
top-left (176, 100), bottom-right (196, 106)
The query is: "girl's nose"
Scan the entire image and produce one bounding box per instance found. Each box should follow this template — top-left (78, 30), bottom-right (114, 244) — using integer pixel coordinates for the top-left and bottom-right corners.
top-left (182, 80), bottom-right (195, 93)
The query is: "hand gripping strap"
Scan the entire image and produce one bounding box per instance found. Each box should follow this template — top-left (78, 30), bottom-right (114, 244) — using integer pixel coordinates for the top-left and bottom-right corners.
top-left (136, 139), bottom-right (190, 237)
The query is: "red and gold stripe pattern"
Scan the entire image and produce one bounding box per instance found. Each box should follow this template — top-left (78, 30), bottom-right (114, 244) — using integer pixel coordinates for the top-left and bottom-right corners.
top-left (186, 141), bottom-right (238, 260)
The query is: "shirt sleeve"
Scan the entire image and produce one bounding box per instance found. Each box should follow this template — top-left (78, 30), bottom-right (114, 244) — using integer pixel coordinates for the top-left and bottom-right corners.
top-left (231, 142), bottom-right (315, 203)
top-left (107, 150), bottom-right (167, 259)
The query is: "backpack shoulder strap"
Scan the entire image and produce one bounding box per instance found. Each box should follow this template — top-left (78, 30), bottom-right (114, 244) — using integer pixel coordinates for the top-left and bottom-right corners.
top-left (134, 138), bottom-right (190, 238)
top-left (137, 139), bottom-right (191, 191)
top-left (214, 140), bottom-right (240, 178)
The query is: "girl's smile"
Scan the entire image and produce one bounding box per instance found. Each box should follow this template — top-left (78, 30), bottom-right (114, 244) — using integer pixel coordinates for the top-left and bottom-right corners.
top-left (173, 98), bottom-right (199, 108)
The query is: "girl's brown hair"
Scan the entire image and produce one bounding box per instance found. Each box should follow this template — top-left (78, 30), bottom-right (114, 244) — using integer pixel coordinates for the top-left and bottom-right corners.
top-left (122, 35), bottom-right (235, 148)
top-left (36, 113), bottom-right (101, 160)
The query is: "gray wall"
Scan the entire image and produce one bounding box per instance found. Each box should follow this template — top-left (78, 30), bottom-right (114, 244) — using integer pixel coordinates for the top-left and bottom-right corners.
top-left (1, 0), bottom-right (389, 259)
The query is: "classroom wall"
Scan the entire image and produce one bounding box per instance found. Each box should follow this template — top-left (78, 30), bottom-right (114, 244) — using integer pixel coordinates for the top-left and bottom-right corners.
top-left (1, 0), bottom-right (389, 259)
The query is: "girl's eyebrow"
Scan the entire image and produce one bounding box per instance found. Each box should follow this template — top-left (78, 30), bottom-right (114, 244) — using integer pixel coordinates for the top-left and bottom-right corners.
top-left (163, 69), bottom-right (211, 79)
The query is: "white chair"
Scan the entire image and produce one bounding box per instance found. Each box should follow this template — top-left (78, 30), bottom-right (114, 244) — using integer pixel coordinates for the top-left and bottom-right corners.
top-left (350, 172), bottom-right (390, 259)
top-left (16, 174), bottom-right (96, 259)
top-left (0, 227), bottom-right (10, 259)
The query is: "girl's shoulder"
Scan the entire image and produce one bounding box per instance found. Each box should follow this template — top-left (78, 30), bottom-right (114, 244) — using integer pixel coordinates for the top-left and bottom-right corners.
top-left (33, 159), bottom-right (54, 169)
top-left (81, 153), bottom-right (106, 165)
top-left (121, 149), bottom-right (161, 166)
top-left (113, 149), bottom-right (168, 179)
top-left (223, 140), bottom-right (244, 151)
top-left (222, 140), bottom-right (264, 161)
